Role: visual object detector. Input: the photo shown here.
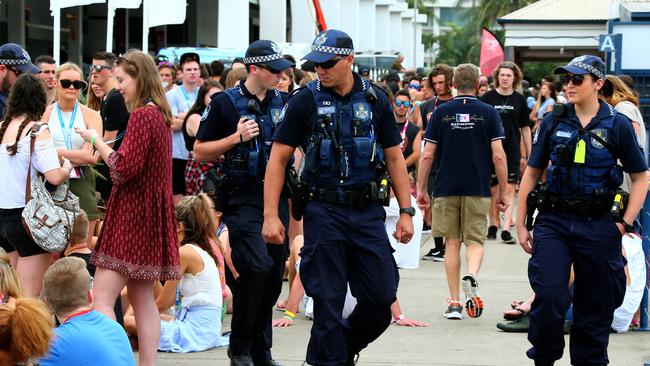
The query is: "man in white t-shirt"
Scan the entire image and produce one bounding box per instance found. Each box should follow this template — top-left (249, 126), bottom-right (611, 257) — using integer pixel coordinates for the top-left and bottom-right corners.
top-left (166, 52), bottom-right (200, 199)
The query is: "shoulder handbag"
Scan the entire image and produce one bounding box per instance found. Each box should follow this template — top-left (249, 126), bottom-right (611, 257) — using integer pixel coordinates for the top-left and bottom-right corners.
top-left (21, 123), bottom-right (80, 252)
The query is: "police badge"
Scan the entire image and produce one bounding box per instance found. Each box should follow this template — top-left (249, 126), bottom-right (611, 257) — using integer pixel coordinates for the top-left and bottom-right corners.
top-left (271, 108), bottom-right (282, 124)
top-left (353, 103), bottom-right (369, 120)
top-left (590, 129), bottom-right (607, 149)
top-left (314, 32), bottom-right (328, 47)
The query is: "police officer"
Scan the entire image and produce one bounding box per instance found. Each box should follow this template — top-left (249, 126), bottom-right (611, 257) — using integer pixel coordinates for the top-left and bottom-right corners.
top-left (262, 29), bottom-right (414, 366)
top-left (515, 55), bottom-right (647, 366)
top-left (193, 40), bottom-right (294, 366)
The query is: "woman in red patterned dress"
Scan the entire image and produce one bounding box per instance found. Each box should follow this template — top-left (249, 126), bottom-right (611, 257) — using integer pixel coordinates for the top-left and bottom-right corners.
top-left (75, 49), bottom-right (180, 366)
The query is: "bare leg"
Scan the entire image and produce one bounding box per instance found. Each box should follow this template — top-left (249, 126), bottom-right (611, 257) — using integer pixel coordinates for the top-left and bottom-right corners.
top-left (501, 184), bottom-right (516, 230)
top-left (93, 268), bottom-right (128, 320)
top-left (86, 219), bottom-right (98, 253)
top-left (128, 279), bottom-right (159, 366)
top-left (465, 243), bottom-right (485, 277)
top-left (7, 251), bottom-right (18, 267)
top-left (488, 185), bottom-right (500, 228)
top-left (15, 253), bottom-right (52, 297)
top-left (444, 239), bottom-right (461, 301)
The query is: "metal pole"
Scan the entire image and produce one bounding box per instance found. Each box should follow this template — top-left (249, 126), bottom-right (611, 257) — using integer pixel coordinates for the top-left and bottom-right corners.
top-left (142, 0), bottom-right (148, 52)
top-left (413, 0), bottom-right (416, 69)
top-left (106, 6), bottom-right (115, 52)
top-left (53, 7), bottom-right (61, 66)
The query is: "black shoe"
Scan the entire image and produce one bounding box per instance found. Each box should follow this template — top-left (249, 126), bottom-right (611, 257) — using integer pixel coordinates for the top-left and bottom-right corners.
top-left (422, 249), bottom-right (444, 261)
top-left (255, 360), bottom-right (284, 366)
top-left (228, 348), bottom-right (254, 366)
top-left (501, 230), bottom-right (516, 244)
top-left (487, 225), bottom-right (498, 240)
top-left (345, 352), bottom-right (359, 366)
top-left (534, 360), bottom-right (555, 366)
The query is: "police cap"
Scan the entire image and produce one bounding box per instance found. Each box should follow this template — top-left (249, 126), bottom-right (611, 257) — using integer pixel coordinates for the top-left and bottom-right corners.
top-left (303, 29), bottom-right (354, 63)
top-left (244, 40), bottom-right (294, 73)
top-left (554, 55), bottom-right (606, 80)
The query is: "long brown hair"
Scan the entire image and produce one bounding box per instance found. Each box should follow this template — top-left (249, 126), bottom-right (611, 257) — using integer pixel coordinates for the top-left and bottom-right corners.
top-left (492, 61), bottom-right (523, 90)
top-left (0, 74), bottom-right (47, 155)
top-left (602, 74), bottom-right (639, 107)
top-left (0, 298), bottom-right (53, 364)
top-left (116, 49), bottom-right (173, 126)
top-left (175, 194), bottom-right (220, 268)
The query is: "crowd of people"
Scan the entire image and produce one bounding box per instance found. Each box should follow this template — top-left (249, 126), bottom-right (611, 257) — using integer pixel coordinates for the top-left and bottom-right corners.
top-left (0, 24), bottom-right (646, 366)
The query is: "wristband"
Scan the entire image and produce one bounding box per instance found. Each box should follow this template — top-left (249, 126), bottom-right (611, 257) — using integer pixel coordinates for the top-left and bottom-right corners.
top-left (282, 315), bottom-right (294, 321)
top-left (393, 314), bottom-right (406, 322)
top-left (90, 135), bottom-right (97, 146)
top-left (284, 310), bottom-right (296, 319)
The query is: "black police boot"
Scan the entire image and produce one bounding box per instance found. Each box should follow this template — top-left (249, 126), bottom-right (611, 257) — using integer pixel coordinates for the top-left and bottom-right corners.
top-left (534, 360), bottom-right (555, 366)
top-left (228, 348), bottom-right (254, 366)
top-left (254, 360), bottom-right (284, 366)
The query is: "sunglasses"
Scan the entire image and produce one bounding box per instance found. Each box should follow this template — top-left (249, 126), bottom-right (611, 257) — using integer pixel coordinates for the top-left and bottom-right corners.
top-left (408, 83), bottom-right (420, 90)
top-left (89, 64), bottom-right (113, 73)
top-left (314, 57), bottom-right (343, 70)
top-left (8, 67), bottom-right (22, 76)
top-left (255, 64), bottom-right (281, 74)
top-left (395, 100), bottom-right (411, 108)
top-left (60, 79), bottom-right (87, 90)
top-left (561, 74), bottom-right (588, 86)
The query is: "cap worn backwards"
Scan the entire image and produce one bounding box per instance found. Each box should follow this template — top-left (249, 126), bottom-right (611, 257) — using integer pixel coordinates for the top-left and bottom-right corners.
top-left (302, 29), bottom-right (354, 63)
top-left (244, 40), bottom-right (294, 72)
top-left (554, 55), bottom-right (606, 79)
top-left (0, 43), bottom-right (40, 74)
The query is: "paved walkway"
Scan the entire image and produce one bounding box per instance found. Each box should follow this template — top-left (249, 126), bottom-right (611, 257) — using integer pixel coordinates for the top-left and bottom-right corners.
top-left (151, 234), bottom-right (650, 366)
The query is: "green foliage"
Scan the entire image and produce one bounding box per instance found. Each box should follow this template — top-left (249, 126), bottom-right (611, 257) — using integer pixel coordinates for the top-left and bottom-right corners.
top-left (521, 62), bottom-right (558, 85)
top-left (428, 0), bottom-right (536, 66)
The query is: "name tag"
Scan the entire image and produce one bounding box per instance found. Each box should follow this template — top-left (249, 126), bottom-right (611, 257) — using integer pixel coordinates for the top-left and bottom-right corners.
top-left (318, 106), bottom-right (336, 115)
top-left (556, 131), bottom-right (572, 138)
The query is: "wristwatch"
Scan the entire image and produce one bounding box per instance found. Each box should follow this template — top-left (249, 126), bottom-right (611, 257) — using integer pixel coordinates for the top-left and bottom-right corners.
top-left (617, 219), bottom-right (634, 233)
top-left (399, 207), bottom-right (416, 217)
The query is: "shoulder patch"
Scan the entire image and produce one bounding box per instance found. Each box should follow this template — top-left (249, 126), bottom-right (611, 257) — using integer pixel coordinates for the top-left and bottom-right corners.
top-left (200, 105), bottom-right (211, 121)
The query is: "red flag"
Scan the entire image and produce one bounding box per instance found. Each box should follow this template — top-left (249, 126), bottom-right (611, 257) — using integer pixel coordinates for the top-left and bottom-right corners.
top-left (479, 29), bottom-right (504, 76)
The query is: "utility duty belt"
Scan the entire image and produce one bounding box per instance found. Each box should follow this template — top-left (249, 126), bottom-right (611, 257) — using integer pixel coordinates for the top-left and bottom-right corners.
top-left (534, 186), bottom-right (614, 218)
top-left (307, 183), bottom-right (382, 210)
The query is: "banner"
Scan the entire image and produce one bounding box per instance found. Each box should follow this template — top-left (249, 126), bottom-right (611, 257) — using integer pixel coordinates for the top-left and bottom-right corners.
top-left (479, 28), bottom-right (504, 77)
top-left (147, 0), bottom-right (186, 28)
top-left (50, 0), bottom-right (104, 12)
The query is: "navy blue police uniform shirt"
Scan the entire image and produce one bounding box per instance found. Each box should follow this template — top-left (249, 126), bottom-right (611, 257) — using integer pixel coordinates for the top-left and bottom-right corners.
top-left (196, 83), bottom-right (288, 142)
top-left (273, 73), bottom-right (402, 152)
top-left (423, 96), bottom-right (505, 197)
top-left (528, 100), bottom-right (647, 174)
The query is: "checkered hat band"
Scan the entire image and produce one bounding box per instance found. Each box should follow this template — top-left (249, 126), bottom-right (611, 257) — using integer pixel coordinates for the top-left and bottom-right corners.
top-left (0, 59), bottom-right (29, 66)
top-left (311, 45), bottom-right (354, 55)
top-left (244, 54), bottom-right (283, 65)
top-left (569, 61), bottom-right (604, 79)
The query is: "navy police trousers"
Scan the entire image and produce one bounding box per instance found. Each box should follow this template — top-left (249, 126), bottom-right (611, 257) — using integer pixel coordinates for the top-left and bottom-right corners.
top-left (225, 192), bottom-right (289, 363)
top-left (527, 213), bottom-right (626, 366)
top-left (301, 201), bottom-right (399, 365)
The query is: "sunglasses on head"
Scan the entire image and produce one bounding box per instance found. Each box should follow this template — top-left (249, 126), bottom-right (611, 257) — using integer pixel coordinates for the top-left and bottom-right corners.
top-left (60, 79), bottom-right (87, 90)
top-left (89, 64), bottom-right (113, 73)
top-left (255, 64), bottom-right (281, 74)
top-left (561, 74), bottom-right (589, 86)
top-left (408, 83), bottom-right (420, 90)
top-left (395, 100), bottom-right (410, 108)
top-left (314, 57), bottom-right (343, 70)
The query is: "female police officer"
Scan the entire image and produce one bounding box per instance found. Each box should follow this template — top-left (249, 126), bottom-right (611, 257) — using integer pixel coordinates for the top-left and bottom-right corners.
top-left (515, 55), bottom-right (647, 366)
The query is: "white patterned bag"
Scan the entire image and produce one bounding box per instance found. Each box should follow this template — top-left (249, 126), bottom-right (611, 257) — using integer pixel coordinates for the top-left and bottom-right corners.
top-left (21, 124), bottom-right (80, 252)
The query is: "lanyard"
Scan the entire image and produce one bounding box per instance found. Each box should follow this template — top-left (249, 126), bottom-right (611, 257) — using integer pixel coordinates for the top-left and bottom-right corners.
top-left (63, 308), bottom-right (92, 323)
top-left (181, 86), bottom-right (198, 110)
top-left (217, 221), bottom-right (225, 236)
top-left (56, 102), bottom-right (78, 150)
top-left (400, 121), bottom-right (409, 140)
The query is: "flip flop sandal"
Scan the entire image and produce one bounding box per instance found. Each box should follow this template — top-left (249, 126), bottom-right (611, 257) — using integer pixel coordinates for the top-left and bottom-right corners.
top-left (503, 307), bottom-right (527, 321)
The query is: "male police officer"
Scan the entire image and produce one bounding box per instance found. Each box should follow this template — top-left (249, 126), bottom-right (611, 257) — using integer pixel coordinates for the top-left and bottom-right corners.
top-left (262, 29), bottom-right (414, 366)
top-left (194, 40), bottom-right (293, 366)
top-left (516, 56), bottom-right (647, 366)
